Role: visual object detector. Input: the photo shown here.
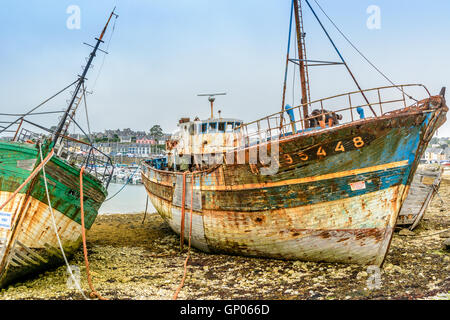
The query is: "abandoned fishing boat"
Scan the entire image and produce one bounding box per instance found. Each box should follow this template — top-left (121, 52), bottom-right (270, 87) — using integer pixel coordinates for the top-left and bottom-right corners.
top-left (142, 0), bottom-right (448, 265)
top-left (0, 10), bottom-right (118, 287)
top-left (397, 165), bottom-right (444, 230)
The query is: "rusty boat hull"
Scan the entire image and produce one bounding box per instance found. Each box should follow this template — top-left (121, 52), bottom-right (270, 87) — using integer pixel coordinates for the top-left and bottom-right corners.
top-left (0, 142), bottom-right (106, 288)
top-left (142, 96), bottom-right (447, 266)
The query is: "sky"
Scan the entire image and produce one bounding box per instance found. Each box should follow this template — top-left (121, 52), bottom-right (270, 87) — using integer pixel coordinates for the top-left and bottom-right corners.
top-left (1, 0), bottom-right (450, 137)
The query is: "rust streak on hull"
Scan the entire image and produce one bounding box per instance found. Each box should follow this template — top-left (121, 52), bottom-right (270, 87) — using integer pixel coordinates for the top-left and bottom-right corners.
top-left (142, 96), bottom-right (447, 266)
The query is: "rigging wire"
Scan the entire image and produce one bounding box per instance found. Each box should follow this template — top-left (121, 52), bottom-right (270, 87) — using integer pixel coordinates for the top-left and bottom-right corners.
top-left (23, 80), bottom-right (80, 116)
top-left (311, 0), bottom-right (418, 102)
top-left (0, 80), bottom-right (79, 134)
top-left (0, 111), bottom-right (65, 117)
top-left (280, 0), bottom-right (295, 128)
top-left (292, 28), bottom-right (297, 107)
top-left (91, 15), bottom-right (118, 92)
top-left (82, 82), bottom-right (92, 139)
top-left (65, 14), bottom-right (117, 143)
top-left (104, 166), bottom-right (140, 202)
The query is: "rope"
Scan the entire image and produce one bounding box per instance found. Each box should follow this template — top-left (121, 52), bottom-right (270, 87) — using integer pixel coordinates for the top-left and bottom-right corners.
top-left (38, 144), bottom-right (88, 300)
top-left (179, 172), bottom-right (188, 251)
top-left (0, 149), bottom-right (55, 211)
top-left (311, 0), bottom-right (418, 102)
top-left (104, 166), bottom-right (140, 202)
top-left (173, 172), bottom-right (196, 300)
top-left (142, 195), bottom-right (149, 224)
top-left (79, 166), bottom-right (108, 300)
top-left (401, 227), bottom-right (450, 238)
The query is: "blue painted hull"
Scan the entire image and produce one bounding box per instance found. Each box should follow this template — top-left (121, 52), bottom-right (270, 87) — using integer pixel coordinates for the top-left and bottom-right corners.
top-left (142, 96), bottom-right (448, 265)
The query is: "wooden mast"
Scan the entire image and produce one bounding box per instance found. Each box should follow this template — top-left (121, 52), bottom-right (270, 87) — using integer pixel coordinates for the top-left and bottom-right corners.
top-left (293, 0), bottom-right (311, 128)
top-left (52, 8), bottom-right (118, 145)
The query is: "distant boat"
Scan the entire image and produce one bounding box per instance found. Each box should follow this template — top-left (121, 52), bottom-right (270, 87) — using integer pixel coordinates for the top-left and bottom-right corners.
top-left (142, 0), bottom-right (448, 265)
top-left (397, 165), bottom-right (444, 230)
top-left (0, 10), bottom-right (117, 287)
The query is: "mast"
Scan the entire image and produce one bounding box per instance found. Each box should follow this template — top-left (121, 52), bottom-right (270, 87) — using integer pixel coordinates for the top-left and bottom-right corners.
top-left (56, 86), bottom-right (86, 156)
top-left (279, 0), bottom-right (378, 128)
top-left (303, 0), bottom-right (376, 117)
top-left (52, 8), bottom-right (118, 145)
top-left (293, 0), bottom-right (311, 128)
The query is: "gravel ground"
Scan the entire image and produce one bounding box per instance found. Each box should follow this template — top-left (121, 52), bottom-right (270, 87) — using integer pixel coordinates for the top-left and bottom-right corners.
top-left (1, 176), bottom-right (449, 300)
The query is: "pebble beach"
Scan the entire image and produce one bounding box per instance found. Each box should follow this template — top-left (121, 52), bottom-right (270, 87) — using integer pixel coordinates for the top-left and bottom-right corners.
top-left (1, 175), bottom-right (449, 300)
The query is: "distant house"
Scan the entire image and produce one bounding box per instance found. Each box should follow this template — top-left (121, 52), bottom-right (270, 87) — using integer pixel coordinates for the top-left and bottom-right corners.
top-left (424, 147), bottom-right (445, 162)
top-left (445, 148), bottom-right (450, 161)
top-left (93, 132), bottom-right (105, 139)
top-left (96, 143), bottom-right (113, 155)
top-left (136, 137), bottom-right (156, 144)
top-left (119, 135), bottom-right (132, 143)
top-left (127, 143), bottom-right (151, 157)
top-left (136, 131), bottom-right (146, 137)
top-left (152, 133), bottom-right (171, 145)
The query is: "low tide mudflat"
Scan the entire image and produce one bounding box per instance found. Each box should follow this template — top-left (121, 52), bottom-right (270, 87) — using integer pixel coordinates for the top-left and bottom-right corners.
top-left (1, 178), bottom-right (449, 300)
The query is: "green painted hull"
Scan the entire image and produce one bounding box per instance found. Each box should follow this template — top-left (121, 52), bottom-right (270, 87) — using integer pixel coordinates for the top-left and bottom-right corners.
top-left (0, 141), bottom-right (107, 287)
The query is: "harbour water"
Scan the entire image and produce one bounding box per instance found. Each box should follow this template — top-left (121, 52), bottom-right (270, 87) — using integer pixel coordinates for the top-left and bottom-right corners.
top-left (99, 183), bottom-right (155, 214)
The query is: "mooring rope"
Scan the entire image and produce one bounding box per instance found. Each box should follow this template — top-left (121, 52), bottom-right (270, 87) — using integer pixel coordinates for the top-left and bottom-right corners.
top-left (141, 195), bottom-right (149, 224)
top-left (38, 144), bottom-right (88, 300)
top-left (179, 171), bottom-right (188, 252)
top-left (173, 172), bottom-right (196, 300)
top-left (79, 166), bottom-right (108, 300)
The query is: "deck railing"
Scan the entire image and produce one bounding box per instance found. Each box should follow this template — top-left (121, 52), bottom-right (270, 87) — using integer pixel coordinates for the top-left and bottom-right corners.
top-left (70, 146), bottom-right (114, 188)
top-left (0, 116), bottom-right (114, 188)
top-left (236, 84), bottom-right (431, 147)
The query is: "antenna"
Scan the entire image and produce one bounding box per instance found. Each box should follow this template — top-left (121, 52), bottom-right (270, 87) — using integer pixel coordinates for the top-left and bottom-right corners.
top-left (197, 93), bottom-right (227, 119)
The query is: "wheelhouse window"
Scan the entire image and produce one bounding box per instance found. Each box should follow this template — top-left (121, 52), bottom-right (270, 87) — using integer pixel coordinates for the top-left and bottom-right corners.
top-left (201, 123), bottom-right (207, 133)
top-left (226, 122), bottom-right (234, 132)
top-left (218, 122), bottom-right (225, 132)
top-left (209, 122), bottom-right (217, 133)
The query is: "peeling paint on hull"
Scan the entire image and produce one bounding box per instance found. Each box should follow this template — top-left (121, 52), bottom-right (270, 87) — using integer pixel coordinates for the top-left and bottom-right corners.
top-left (0, 142), bottom-right (106, 288)
top-left (142, 98), bottom-right (447, 265)
top-left (0, 191), bottom-right (83, 286)
top-left (147, 183), bottom-right (402, 265)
